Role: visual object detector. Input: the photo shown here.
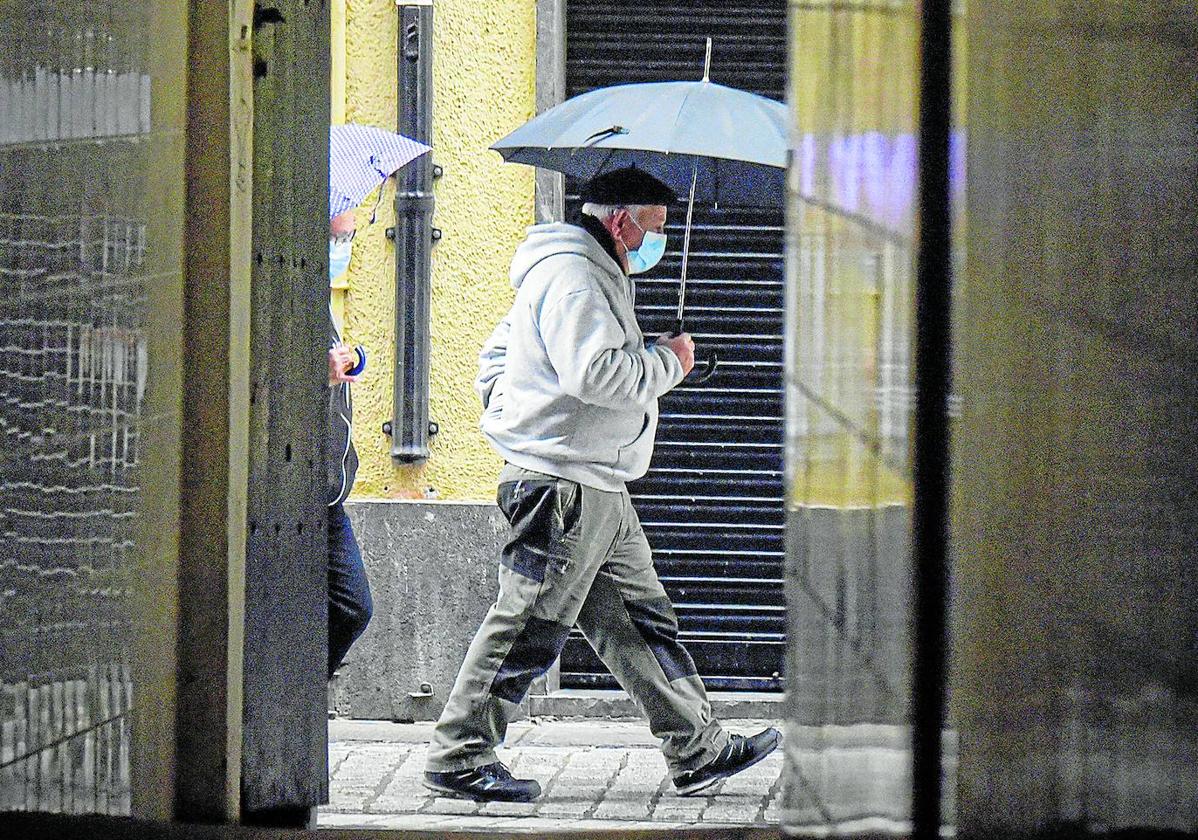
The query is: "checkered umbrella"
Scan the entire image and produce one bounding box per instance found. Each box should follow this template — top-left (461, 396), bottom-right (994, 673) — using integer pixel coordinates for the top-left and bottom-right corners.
top-left (329, 123), bottom-right (431, 220)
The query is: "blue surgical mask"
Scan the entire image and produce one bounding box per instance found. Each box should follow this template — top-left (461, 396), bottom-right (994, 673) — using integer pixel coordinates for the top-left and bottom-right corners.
top-left (625, 216), bottom-right (667, 274)
top-left (329, 238), bottom-right (353, 281)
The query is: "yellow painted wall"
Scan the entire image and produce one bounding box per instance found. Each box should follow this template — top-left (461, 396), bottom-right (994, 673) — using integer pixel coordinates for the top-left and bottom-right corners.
top-left (340, 0), bottom-right (536, 501)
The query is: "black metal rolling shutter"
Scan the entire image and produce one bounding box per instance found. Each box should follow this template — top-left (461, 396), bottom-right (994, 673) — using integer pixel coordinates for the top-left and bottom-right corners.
top-left (562, 0), bottom-right (787, 692)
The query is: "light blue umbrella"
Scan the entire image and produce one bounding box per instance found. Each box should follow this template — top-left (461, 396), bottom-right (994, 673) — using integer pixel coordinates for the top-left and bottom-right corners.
top-left (490, 73), bottom-right (787, 208)
top-left (491, 40), bottom-right (787, 378)
top-left (329, 123), bottom-right (431, 220)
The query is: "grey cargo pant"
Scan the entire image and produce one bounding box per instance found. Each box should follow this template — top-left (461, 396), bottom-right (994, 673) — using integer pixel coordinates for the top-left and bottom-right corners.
top-left (425, 465), bottom-right (729, 774)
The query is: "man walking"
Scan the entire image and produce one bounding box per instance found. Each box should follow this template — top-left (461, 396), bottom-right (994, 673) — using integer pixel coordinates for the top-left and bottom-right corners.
top-left (423, 168), bottom-right (780, 803)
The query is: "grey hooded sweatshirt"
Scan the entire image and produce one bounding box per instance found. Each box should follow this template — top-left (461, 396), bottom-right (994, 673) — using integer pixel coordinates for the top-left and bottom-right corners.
top-left (476, 222), bottom-right (685, 491)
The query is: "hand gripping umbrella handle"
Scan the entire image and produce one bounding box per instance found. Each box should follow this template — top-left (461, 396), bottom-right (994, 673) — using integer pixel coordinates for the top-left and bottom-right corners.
top-left (671, 318), bottom-right (718, 384)
top-left (346, 345), bottom-right (367, 377)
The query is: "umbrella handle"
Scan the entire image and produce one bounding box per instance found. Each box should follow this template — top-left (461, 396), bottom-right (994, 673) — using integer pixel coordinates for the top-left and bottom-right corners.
top-left (688, 349), bottom-right (718, 384)
top-left (669, 321), bottom-right (718, 384)
top-left (347, 345), bottom-right (367, 377)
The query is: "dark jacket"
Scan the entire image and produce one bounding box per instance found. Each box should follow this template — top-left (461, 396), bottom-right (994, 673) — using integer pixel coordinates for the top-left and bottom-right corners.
top-left (328, 312), bottom-right (358, 506)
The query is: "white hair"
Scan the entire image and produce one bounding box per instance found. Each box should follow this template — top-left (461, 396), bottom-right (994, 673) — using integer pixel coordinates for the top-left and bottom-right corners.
top-left (581, 202), bottom-right (647, 223)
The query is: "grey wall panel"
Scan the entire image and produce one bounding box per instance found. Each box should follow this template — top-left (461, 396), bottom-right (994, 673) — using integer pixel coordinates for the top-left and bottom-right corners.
top-left (330, 501), bottom-right (508, 723)
top-left (787, 505), bottom-right (911, 727)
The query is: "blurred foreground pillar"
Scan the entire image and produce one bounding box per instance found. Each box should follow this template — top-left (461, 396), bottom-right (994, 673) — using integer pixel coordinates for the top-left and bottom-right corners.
top-left (953, 1), bottom-right (1198, 835)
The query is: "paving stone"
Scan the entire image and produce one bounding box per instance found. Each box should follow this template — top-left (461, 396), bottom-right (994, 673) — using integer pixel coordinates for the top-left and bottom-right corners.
top-left (545, 783), bottom-right (606, 799)
top-left (328, 744), bottom-right (354, 763)
top-left (722, 765), bottom-right (779, 783)
top-left (371, 814), bottom-right (477, 831)
top-left (560, 764), bottom-right (620, 778)
top-left (511, 750), bottom-right (569, 770)
top-left (368, 794), bottom-right (422, 814)
top-left (592, 799), bottom-right (651, 820)
top-left (651, 800), bottom-right (710, 822)
top-left (616, 820), bottom-right (690, 830)
top-left (552, 770), bottom-right (610, 781)
top-left (316, 812), bottom-right (394, 827)
top-left (534, 800), bottom-right (592, 818)
top-left (334, 753), bottom-right (397, 783)
top-left (472, 817), bottom-right (581, 832)
top-left (424, 796), bottom-right (482, 815)
top-left (721, 778), bottom-right (776, 796)
top-left (385, 778), bottom-right (428, 801)
top-left (602, 784), bottom-right (655, 798)
top-left (383, 751), bottom-right (427, 780)
top-left (329, 721), bottom-right (437, 744)
top-left (473, 801), bottom-right (536, 817)
top-left (611, 770), bottom-right (664, 786)
top-left (620, 754), bottom-right (665, 768)
top-left (704, 801), bottom-right (762, 822)
top-left (331, 795), bottom-right (373, 810)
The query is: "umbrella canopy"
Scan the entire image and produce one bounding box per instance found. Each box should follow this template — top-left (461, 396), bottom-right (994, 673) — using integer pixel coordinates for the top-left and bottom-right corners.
top-left (490, 79), bottom-right (787, 207)
top-left (329, 123), bottom-right (431, 220)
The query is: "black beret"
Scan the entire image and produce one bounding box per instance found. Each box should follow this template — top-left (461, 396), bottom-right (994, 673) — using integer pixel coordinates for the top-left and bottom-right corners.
top-left (581, 167), bottom-right (675, 205)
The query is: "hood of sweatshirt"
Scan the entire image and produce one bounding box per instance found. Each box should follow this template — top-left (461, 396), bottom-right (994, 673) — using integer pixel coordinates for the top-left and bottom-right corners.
top-left (509, 222), bottom-right (624, 291)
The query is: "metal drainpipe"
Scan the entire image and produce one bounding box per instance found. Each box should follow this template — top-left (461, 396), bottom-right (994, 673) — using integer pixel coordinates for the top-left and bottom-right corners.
top-left (534, 0), bottom-right (567, 224)
top-left (388, 0), bottom-right (437, 462)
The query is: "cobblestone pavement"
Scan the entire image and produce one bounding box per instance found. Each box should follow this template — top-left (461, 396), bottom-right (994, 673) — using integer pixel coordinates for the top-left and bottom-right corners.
top-left (320, 718), bottom-right (784, 833)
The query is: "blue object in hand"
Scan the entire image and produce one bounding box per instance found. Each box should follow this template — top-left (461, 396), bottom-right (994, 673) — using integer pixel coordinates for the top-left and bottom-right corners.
top-left (347, 345), bottom-right (367, 377)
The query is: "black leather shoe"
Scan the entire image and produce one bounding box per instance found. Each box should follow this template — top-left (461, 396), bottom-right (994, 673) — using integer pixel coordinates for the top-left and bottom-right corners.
top-left (423, 761), bottom-right (542, 802)
top-left (673, 727), bottom-right (782, 796)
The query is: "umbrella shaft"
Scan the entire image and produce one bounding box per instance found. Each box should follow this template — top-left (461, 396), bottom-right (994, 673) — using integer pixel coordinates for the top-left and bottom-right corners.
top-left (677, 164), bottom-right (699, 327)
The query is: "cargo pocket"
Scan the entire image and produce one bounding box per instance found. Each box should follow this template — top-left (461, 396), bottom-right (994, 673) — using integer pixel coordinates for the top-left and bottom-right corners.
top-left (497, 479), bottom-right (575, 582)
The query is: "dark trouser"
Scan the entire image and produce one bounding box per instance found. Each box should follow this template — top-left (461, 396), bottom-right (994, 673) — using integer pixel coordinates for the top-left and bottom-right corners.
top-left (328, 503), bottom-right (373, 679)
top-left (426, 465), bottom-right (728, 775)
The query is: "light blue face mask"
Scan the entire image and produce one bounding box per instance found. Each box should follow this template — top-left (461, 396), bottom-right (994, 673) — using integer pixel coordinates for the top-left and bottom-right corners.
top-left (625, 215), bottom-right (667, 275)
top-left (329, 238), bottom-right (353, 281)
